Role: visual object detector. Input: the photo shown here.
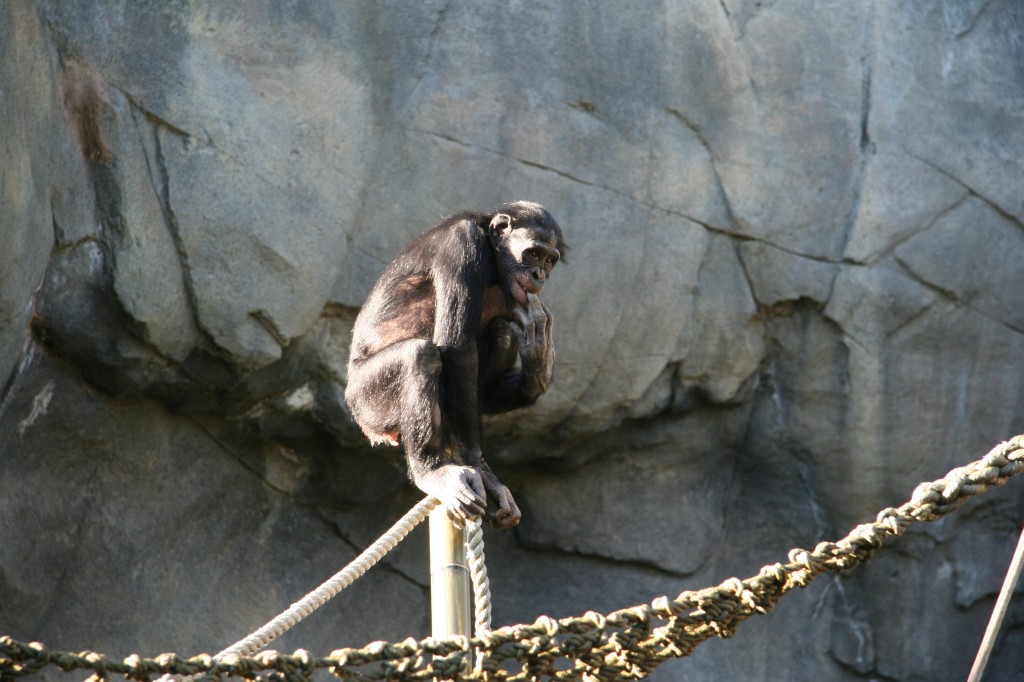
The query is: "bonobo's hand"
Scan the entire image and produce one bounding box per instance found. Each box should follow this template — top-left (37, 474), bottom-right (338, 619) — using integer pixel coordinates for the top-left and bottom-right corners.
top-left (415, 464), bottom-right (487, 524)
top-left (510, 293), bottom-right (555, 397)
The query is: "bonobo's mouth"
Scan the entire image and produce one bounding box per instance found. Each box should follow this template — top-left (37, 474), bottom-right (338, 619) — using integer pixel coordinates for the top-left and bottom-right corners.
top-left (512, 273), bottom-right (541, 305)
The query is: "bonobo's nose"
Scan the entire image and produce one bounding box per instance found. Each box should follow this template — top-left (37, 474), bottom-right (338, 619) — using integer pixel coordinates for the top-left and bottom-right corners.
top-left (530, 266), bottom-right (545, 283)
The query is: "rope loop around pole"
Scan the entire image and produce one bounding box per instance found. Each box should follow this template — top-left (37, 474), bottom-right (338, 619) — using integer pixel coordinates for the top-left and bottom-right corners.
top-left (465, 517), bottom-right (493, 636)
top-left (464, 517), bottom-right (493, 676)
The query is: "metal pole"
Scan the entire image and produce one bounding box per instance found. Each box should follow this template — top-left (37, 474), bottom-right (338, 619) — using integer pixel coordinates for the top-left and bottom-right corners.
top-left (967, 525), bottom-right (1024, 682)
top-left (429, 506), bottom-right (471, 641)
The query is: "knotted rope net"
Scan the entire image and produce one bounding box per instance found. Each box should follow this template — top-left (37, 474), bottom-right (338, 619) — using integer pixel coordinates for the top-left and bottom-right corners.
top-left (3, 434), bottom-right (1023, 682)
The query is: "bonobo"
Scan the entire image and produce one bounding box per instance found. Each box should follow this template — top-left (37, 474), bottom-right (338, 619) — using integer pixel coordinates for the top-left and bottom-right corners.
top-left (345, 201), bottom-right (566, 529)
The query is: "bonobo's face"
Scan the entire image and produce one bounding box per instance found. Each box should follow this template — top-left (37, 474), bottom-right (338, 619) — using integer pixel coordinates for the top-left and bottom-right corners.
top-left (489, 202), bottom-right (564, 307)
top-left (505, 227), bottom-right (560, 305)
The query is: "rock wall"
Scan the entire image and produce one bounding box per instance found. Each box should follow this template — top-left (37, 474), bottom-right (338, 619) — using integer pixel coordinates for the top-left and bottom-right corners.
top-left (2, 2), bottom-right (1023, 680)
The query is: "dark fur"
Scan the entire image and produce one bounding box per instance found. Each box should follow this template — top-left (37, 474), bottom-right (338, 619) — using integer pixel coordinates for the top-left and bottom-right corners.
top-left (346, 201), bottom-right (565, 528)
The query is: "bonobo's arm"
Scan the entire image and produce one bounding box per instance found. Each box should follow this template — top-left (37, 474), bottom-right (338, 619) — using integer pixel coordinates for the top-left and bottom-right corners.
top-left (406, 221), bottom-right (491, 523)
top-left (431, 220), bottom-right (486, 453)
top-left (480, 293), bottom-right (555, 414)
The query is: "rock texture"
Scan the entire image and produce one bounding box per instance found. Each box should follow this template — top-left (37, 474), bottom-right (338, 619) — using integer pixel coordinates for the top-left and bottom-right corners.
top-left (2, 2), bottom-right (1023, 681)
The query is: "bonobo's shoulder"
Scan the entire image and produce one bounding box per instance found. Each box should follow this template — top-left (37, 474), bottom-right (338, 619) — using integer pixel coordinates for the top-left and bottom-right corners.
top-left (435, 212), bottom-right (488, 240)
top-left (410, 213), bottom-right (488, 252)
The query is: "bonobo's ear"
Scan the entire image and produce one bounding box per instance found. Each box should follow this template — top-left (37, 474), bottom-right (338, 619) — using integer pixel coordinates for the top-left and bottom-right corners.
top-left (489, 213), bottom-right (512, 239)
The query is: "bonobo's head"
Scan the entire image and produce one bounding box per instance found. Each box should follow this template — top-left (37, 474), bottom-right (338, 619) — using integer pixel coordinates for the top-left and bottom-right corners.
top-left (488, 201), bottom-right (567, 306)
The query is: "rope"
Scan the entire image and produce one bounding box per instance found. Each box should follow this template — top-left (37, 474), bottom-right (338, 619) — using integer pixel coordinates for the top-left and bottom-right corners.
top-left (155, 495), bottom-right (488, 682)
top-left (3, 434), bottom-right (1023, 682)
top-left (465, 518), bottom-right (493, 635)
top-left (215, 495), bottom-right (439, 659)
top-left (149, 495), bottom-right (440, 682)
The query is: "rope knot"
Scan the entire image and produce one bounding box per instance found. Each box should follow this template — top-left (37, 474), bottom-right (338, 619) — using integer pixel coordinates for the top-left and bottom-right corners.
top-left (582, 610), bottom-right (607, 630)
top-left (941, 470), bottom-right (970, 500)
top-left (650, 597), bottom-right (674, 618)
top-left (532, 615), bottom-right (560, 637)
top-left (875, 507), bottom-right (901, 531)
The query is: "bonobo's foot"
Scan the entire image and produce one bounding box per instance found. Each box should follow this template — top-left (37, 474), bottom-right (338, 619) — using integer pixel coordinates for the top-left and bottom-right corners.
top-left (479, 469), bottom-right (521, 530)
top-left (415, 464), bottom-right (487, 524)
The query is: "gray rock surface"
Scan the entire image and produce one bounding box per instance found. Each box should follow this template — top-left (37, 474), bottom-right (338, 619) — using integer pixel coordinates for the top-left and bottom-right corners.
top-left (2, 2), bottom-right (1023, 681)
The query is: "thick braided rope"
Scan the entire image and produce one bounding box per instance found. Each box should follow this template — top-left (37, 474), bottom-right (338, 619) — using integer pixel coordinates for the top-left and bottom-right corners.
top-left (465, 518), bottom-right (493, 636)
top-left (3, 435), bottom-right (1023, 682)
top-left (215, 495), bottom-right (439, 660)
top-left (149, 496), bottom-right (441, 682)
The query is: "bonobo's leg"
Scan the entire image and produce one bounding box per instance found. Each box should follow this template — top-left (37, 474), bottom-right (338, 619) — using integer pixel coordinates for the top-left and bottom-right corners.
top-left (347, 340), bottom-right (431, 444)
top-left (347, 340), bottom-right (486, 522)
top-left (445, 432), bottom-right (520, 529)
top-left (479, 463), bottom-right (522, 529)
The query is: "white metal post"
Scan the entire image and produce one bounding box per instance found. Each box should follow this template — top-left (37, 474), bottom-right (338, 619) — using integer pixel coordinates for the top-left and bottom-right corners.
top-left (429, 506), bottom-right (471, 641)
